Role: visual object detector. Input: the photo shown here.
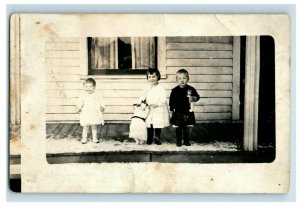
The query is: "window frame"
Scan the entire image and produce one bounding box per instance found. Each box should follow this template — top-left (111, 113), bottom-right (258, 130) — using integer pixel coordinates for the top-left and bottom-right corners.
top-left (80, 37), bottom-right (167, 79)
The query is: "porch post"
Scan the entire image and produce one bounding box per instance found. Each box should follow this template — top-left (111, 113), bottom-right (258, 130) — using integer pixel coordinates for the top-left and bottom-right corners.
top-left (243, 36), bottom-right (260, 151)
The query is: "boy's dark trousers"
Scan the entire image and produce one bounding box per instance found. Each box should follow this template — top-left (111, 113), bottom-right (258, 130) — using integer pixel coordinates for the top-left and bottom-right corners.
top-left (147, 124), bottom-right (162, 145)
top-left (176, 126), bottom-right (191, 146)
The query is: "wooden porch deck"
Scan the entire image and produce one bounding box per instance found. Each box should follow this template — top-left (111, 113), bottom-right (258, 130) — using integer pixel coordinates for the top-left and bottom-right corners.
top-left (46, 123), bottom-right (244, 144)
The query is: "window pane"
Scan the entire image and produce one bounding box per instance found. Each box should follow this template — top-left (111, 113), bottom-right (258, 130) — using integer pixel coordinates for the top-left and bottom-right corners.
top-left (88, 37), bottom-right (116, 70)
top-left (118, 37), bottom-right (132, 70)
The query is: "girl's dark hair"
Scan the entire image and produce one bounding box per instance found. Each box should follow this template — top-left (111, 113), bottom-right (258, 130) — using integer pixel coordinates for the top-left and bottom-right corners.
top-left (146, 68), bottom-right (161, 80)
top-left (84, 78), bottom-right (96, 87)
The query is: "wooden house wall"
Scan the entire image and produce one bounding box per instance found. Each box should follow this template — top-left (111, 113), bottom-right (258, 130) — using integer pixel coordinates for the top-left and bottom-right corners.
top-left (46, 36), bottom-right (239, 123)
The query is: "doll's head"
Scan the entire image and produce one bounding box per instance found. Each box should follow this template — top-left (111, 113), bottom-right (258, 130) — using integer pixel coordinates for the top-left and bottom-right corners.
top-left (84, 78), bottom-right (96, 94)
top-left (176, 69), bottom-right (189, 88)
top-left (146, 68), bottom-right (161, 86)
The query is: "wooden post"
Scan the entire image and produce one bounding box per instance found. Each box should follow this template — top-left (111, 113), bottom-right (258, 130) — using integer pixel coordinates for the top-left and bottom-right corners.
top-left (243, 36), bottom-right (260, 151)
top-left (157, 37), bottom-right (166, 78)
top-left (232, 37), bottom-right (241, 120)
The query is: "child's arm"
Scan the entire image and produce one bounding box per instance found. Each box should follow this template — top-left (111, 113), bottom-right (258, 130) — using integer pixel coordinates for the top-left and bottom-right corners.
top-left (98, 94), bottom-right (106, 112)
top-left (75, 94), bottom-right (84, 113)
top-left (189, 87), bottom-right (200, 103)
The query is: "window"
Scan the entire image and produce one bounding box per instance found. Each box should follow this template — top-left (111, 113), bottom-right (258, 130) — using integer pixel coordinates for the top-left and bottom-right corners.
top-left (88, 37), bottom-right (157, 75)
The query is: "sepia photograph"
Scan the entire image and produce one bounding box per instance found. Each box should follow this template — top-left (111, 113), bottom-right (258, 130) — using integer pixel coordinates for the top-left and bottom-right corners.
top-left (9, 14), bottom-right (289, 193)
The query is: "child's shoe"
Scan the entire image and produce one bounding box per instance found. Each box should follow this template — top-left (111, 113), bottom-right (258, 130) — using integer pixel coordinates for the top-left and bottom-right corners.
top-left (154, 137), bottom-right (162, 145)
top-left (184, 141), bottom-right (191, 146)
top-left (81, 138), bottom-right (87, 144)
top-left (93, 138), bottom-right (99, 143)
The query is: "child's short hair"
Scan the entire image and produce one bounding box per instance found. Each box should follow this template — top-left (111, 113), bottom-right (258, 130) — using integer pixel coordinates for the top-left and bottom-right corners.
top-left (146, 68), bottom-right (161, 80)
top-left (176, 69), bottom-right (189, 81)
top-left (84, 78), bottom-right (96, 87)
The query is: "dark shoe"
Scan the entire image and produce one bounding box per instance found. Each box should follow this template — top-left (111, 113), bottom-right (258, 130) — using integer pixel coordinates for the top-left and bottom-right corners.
top-left (176, 141), bottom-right (182, 147)
top-left (184, 141), bottom-right (191, 146)
top-left (154, 138), bottom-right (162, 145)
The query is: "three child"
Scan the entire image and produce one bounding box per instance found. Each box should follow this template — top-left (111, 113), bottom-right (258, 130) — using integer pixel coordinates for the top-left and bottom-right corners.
top-left (77, 68), bottom-right (199, 147)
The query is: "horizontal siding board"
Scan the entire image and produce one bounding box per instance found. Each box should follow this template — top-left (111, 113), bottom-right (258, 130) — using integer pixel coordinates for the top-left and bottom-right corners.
top-left (167, 74), bottom-right (232, 83)
top-left (47, 66), bottom-right (81, 74)
top-left (166, 59), bottom-right (233, 67)
top-left (46, 89), bottom-right (232, 98)
top-left (46, 38), bottom-right (80, 43)
top-left (46, 58), bottom-right (81, 67)
top-left (46, 82), bottom-right (233, 90)
top-left (46, 112), bottom-right (231, 121)
top-left (166, 36), bottom-right (233, 43)
top-left (47, 105), bottom-right (232, 114)
top-left (167, 51), bottom-right (233, 59)
top-left (166, 67), bottom-right (233, 75)
top-left (46, 50), bottom-right (80, 59)
top-left (47, 97), bottom-right (232, 106)
top-left (46, 42), bottom-right (80, 51)
top-left (167, 43), bottom-right (233, 51)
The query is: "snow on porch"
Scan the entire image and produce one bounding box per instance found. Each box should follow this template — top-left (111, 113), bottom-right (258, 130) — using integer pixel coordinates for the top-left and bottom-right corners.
top-left (45, 123), bottom-right (242, 154)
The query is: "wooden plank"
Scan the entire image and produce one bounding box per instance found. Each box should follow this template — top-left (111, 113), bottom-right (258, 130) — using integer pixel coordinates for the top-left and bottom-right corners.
top-left (46, 124), bottom-right (59, 134)
top-left (46, 74), bottom-right (80, 82)
top-left (99, 124), bottom-right (108, 139)
top-left (195, 113), bottom-right (231, 120)
top-left (46, 58), bottom-right (81, 67)
top-left (46, 82), bottom-right (232, 92)
top-left (46, 50), bottom-right (80, 59)
top-left (166, 67), bottom-right (233, 75)
top-left (167, 43), bottom-right (233, 51)
top-left (47, 66), bottom-right (81, 74)
top-left (167, 50), bottom-right (233, 59)
top-left (67, 124), bottom-right (79, 136)
top-left (46, 42), bottom-right (80, 51)
top-left (46, 105), bottom-right (232, 114)
top-left (73, 124), bottom-right (83, 137)
top-left (46, 112), bottom-right (232, 121)
top-left (58, 124), bottom-right (73, 135)
top-left (232, 36), bottom-right (241, 120)
top-left (158, 37), bottom-right (167, 77)
top-left (166, 59), bottom-right (233, 67)
top-left (52, 124), bottom-right (64, 135)
top-left (167, 74), bottom-right (233, 83)
top-left (106, 124), bottom-right (118, 138)
top-left (46, 38), bottom-right (80, 43)
top-left (46, 96), bottom-right (232, 107)
top-left (166, 36), bottom-right (233, 43)
top-left (198, 98), bottom-right (232, 105)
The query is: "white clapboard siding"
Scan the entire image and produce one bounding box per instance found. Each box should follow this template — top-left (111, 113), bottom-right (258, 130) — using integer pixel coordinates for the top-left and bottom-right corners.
top-left (167, 51), bottom-right (233, 59)
top-left (46, 89), bottom-right (231, 98)
top-left (46, 112), bottom-right (231, 122)
top-left (166, 67), bottom-right (233, 75)
top-left (166, 43), bottom-right (233, 51)
top-left (46, 82), bottom-right (232, 90)
top-left (46, 36), bottom-right (236, 122)
top-left (47, 105), bottom-right (232, 114)
top-left (167, 36), bottom-right (233, 43)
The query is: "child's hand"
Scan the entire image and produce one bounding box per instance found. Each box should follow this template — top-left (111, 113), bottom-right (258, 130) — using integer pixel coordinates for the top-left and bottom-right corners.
top-left (100, 107), bottom-right (105, 112)
top-left (189, 96), bottom-right (197, 102)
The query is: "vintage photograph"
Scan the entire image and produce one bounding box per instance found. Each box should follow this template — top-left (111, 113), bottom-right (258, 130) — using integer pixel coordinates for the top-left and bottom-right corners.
top-left (43, 36), bottom-right (275, 164)
top-left (9, 14), bottom-right (289, 193)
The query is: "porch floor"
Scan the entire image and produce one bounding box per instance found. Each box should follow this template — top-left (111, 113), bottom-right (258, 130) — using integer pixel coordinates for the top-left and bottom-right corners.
top-left (45, 123), bottom-right (242, 155)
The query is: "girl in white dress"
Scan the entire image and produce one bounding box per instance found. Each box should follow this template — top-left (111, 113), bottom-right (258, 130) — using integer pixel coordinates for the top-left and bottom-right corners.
top-left (76, 78), bottom-right (105, 144)
top-left (141, 68), bottom-right (170, 145)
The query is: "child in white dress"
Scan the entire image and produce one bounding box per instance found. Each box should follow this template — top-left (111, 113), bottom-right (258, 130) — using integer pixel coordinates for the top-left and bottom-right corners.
top-left (76, 78), bottom-right (105, 144)
top-left (129, 99), bottom-right (149, 145)
top-left (141, 68), bottom-right (170, 145)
